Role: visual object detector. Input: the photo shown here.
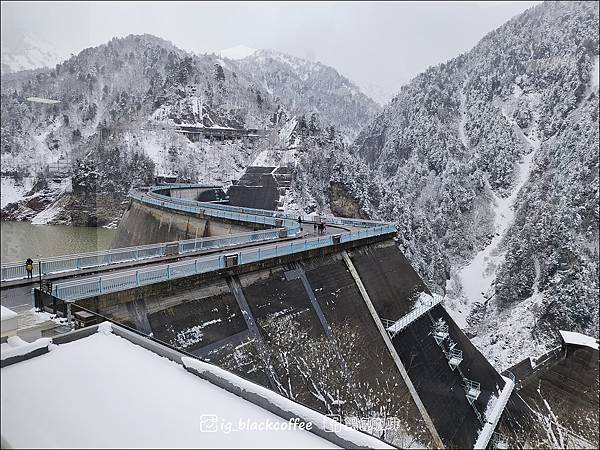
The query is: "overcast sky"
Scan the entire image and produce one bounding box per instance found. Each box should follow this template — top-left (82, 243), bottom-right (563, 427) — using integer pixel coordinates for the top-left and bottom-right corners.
top-left (1, 1), bottom-right (540, 93)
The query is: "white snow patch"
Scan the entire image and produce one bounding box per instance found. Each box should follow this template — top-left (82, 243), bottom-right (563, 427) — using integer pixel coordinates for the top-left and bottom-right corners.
top-left (1, 330), bottom-right (341, 449)
top-left (447, 149), bottom-right (537, 328)
top-left (458, 90), bottom-right (470, 149)
top-left (470, 289), bottom-right (552, 370)
top-left (251, 148), bottom-right (296, 168)
top-left (1, 305), bottom-right (18, 321)
top-left (591, 56), bottom-right (599, 90)
top-left (0, 336), bottom-right (51, 360)
top-left (175, 319), bottom-right (222, 348)
top-left (279, 117), bottom-right (299, 148)
top-left (29, 178), bottom-right (70, 225)
top-left (27, 308), bottom-right (67, 326)
top-left (0, 177), bottom-right (33, 208)
top-left (98, 321), bottom-right (113, 335)
top-left (559, 330), bottom-right (599, 350)
top-left (26, 96), bottom-right (60, 104)
top-left (447, 96), bottom-right (541, 328)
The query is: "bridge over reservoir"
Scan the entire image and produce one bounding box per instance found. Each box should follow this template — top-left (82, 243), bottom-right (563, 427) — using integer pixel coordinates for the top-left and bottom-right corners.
top-left (1, 183), bottom-right (514, 449)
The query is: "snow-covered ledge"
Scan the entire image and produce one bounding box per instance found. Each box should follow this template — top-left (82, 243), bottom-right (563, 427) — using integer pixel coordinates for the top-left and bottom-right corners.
top-left (474, 375), bottom-right (515, 449)
top-left (1, 305), bottom-right (19, 339)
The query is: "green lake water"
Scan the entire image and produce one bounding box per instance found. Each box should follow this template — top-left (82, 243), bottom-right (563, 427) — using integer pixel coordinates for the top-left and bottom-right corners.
top-left (1, 221), bottom-right (117, 263)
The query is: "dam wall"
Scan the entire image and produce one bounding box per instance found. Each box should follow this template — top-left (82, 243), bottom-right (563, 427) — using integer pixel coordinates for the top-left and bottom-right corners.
top-left (30, 181), bottom-right (517, 448)
top-left (112, 199), bottom-right (258, 248)
top-left (72, 235), bottom-right (510, 448)
top-left (76, 237), bottom-right (434, 447)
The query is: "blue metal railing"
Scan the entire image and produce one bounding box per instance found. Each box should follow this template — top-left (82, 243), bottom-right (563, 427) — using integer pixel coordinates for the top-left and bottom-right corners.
top-left (131, 190), bottom-right (301, 235)
top-left (7, 182), bottom-right (396, 298)
top-left (52, 224), bottom-right (396, 302)
top-left (0, 228), bottom-right (283, 282)
top-left (147, 184), bottom-right (390, 230)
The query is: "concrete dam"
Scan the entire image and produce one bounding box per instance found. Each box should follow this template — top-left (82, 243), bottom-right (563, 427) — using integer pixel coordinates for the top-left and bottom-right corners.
top-left (3, 180), bottom-right (597, 448)
top-left (21, 183), bottom-right (521, 449)
top-left (113, 185), bottom-right (253, 247)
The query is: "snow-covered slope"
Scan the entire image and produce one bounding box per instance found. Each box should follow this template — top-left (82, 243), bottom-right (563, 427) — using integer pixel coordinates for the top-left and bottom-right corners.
top-left (233, 49), bottom-right (380, 141)
top-left (0, 34), bottom-right (375, 226)
top-left (296, 1), bottom-right (599, 369)
top-left (1, 32), bottom-right (64, 74)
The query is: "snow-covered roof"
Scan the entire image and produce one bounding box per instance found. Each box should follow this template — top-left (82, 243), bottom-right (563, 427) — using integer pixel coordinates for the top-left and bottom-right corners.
top-left (559, 330), bottom-right (599, 351)
top-left (0, 305), bottom-right (18, 321)
top-left (1, 323), bottom-right (390, 449)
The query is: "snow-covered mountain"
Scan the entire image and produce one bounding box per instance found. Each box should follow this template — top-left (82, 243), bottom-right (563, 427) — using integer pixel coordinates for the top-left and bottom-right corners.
top-left (0, 34), bottom-right (378, 225)
top-left (293, 1), bottom-right (599, 368)
top-left (1, 32), bottom-right (64, 74)
top-left (231, 49), bottom-right (380, 141)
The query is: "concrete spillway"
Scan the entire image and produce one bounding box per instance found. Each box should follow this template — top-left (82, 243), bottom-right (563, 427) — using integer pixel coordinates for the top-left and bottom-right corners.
top-left (392, 305), bottom-right (506, 448)
top-left (228, 166), bottom-right (292, 211)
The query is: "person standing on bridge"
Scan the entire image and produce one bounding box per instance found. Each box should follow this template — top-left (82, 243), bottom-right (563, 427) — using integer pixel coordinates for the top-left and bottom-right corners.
top-left (297, 215), bottom-right (303, 231)
top-left (25, 258), bottom-right (34, 279)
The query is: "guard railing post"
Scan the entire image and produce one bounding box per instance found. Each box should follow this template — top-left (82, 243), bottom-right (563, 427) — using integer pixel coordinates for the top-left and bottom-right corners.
top-left (67, 302), bottom-right (73, 329)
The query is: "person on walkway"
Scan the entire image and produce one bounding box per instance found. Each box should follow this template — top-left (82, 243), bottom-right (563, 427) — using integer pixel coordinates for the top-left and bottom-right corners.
top-left (322, 222), bottom-right (327, 234)
top-left (297, 216), bottom-right (303, 231)
top-left (313, 222), bottom-right (317, 233)
top-left (25, 258), bottom-right (34, 279)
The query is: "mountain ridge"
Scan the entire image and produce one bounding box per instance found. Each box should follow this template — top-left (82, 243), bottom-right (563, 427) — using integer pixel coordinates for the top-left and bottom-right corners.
top-left (293, 0), bottom-right (599, 367)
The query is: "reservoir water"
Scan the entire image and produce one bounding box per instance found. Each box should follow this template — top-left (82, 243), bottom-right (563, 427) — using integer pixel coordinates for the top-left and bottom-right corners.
top-left (1, 221), bottom-right (117, 263)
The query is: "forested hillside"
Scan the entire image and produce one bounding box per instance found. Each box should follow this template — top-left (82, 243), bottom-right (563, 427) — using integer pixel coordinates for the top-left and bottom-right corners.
top-left (295, 1), bottom-right (599, 367)
top-left (0, 34), bottom-right (376, 225)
